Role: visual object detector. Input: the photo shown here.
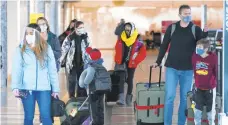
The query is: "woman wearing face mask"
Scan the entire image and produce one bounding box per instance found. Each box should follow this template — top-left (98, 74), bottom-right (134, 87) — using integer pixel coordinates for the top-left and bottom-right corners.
top-left (37, 17), bottom-right (62, 72)
top-left (60, 21), bottom-right (90, 98)
top-left (11, 23), bottom-right (60, 125)
top-left (58, 19), bottom-right (77, 47)
top-left (114, 22), bottom-right (146, 106)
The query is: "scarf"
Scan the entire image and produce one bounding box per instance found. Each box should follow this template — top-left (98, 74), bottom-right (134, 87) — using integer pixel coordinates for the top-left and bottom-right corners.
top-left (121, 29), bottom-right (138, 47)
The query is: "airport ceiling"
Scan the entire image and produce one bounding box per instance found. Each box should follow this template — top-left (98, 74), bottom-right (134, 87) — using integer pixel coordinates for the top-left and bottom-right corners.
top-left (65, 0), bottom-right (223, 8)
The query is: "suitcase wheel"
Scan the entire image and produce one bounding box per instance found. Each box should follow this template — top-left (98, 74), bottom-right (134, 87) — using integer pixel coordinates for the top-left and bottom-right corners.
top-left (137, 119), bottom-right (141, 125)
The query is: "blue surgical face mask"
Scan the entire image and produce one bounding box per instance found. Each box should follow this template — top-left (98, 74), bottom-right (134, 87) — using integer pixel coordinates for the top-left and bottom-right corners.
top-left (196, 48), bottom-right (204, 55)
top-left (182, 15), bottom-right (192, 23)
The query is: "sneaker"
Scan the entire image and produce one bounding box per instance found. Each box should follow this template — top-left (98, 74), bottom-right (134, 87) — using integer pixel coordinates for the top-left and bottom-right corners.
top-left (116, 93), bottom-right (125, 105)
top-left (126, 94), bottom-right (133, 106)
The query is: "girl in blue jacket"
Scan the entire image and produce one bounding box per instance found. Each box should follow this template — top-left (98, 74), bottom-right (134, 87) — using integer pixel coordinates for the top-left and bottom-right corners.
top-left (11, 23), bottom-right (60, 125)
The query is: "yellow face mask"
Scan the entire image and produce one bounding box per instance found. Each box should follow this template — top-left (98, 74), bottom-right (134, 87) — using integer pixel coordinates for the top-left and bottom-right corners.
top-left (121, 29), bottom-right (139, 47)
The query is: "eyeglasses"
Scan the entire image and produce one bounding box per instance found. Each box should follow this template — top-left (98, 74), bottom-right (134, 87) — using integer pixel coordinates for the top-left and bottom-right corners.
top-left (38, 23), bottom-right (46, 26)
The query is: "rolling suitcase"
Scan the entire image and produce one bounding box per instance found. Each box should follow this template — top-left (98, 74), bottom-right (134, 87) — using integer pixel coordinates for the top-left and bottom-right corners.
top-left (60, 97), bottom-right (91, 125)
top-left (106, 70), bottom-right (121, 102)
top-left (135, 66), bottom-right (165, 125)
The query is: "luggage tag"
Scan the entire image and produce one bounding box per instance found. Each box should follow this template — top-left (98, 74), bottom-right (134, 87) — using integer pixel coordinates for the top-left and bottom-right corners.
top-left (70, 108), bottom-right (78, 117)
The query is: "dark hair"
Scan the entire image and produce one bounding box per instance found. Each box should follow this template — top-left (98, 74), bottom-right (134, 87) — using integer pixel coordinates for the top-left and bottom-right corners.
top-left (197, 38), bottom-right (210, 49)
top-left (67, 19), bottom-right (77, 31)
top-left (27, 23), bottom-right (41, 32)
top-left (75, 21), bottom-right (84, 28)
top-left (36, 17), bottom-right (50, 32)
top-left (179, 5), bottom-right (191, 14)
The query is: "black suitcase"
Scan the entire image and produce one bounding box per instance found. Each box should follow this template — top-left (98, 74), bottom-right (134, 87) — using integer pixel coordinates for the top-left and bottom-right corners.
top-left (105, 70), bottom-right (121, 102)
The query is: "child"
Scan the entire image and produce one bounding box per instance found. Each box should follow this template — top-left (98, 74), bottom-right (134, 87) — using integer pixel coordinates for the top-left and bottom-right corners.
top-left (79, 47), bottom-right (111, 125)
top-left (192, 38), bottom-right (218, 125)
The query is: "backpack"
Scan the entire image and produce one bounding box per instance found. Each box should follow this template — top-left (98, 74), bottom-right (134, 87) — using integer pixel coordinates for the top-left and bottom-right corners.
top-left (89, 64), bottom-right (112, 94)
top-left (171, 23), bottom-right (196, 39)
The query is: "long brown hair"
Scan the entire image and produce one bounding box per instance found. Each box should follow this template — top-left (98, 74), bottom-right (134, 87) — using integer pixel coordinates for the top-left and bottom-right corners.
top-left (21, 23), bottom-right (48, 67)
top-left (36, 17), bottom-right (50, 32)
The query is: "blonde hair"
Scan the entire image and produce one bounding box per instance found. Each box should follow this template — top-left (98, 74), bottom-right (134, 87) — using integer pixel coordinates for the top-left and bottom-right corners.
top-left (21, 24), bottom-right (48, 67)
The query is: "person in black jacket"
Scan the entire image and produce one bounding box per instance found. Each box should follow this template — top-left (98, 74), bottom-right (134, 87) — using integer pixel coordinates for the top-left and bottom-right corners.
top-left (152, 5), bottom-right (209, 125)
top-left (60, 21), bottom-right (91, 98)
top-left (58, 19), bottom-right (77, 46)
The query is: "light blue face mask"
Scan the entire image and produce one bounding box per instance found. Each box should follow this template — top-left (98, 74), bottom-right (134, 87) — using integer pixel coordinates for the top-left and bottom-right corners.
top-left (182, 15), bottom-right (192, 23)
top-left (196, 48), bottom-right (205, 55)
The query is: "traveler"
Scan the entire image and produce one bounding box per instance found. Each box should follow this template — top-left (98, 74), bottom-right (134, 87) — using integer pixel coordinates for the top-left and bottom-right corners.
top-left (115, 22), bottom-right (146, 106)
top-left (152, 5), bottom-right (209, 125)
top-left (11, 23), bottom-right (60, 125)
top-left (59, 19), bottom-right (77, 46)
top-left (60, 21), bottom-right (91, 98)
top-left (37, 17), bottom-right (61, 72)
top-left (192, 38), bottom-right (217, 125)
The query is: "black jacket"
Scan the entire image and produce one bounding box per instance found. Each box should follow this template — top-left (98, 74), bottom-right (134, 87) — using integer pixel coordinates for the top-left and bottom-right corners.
top-left (156, 21), bottom-right (208, 70)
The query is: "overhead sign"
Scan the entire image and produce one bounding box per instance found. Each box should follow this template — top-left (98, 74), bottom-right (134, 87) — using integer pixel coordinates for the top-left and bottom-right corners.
top-left (30, 13), bottom-right (44, 23)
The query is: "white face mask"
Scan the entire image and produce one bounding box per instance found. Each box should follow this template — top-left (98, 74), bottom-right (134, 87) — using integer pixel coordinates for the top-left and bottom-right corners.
top-left (26, 34), bottom-right (35, 46)
top-left (40, 25), bottom-right (47, 32)
top-left (76, 28), bottom-right (86, 35)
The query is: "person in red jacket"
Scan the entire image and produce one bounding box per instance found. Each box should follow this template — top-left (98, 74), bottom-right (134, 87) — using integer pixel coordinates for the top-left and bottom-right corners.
top-left (114, 22), bottom-right (146, 106)
top-left (192, 38), bottom-right (217, 125)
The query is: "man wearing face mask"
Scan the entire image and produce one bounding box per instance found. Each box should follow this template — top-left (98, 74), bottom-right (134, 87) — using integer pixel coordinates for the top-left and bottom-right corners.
top-left (151, 5), bottom-right (209, 125)
top-left (37, 17), bottom-right (62, 72)
top-left (114, 22), bottom-right (146, 106)
top-left (60, 21), bottom-right (90, 98)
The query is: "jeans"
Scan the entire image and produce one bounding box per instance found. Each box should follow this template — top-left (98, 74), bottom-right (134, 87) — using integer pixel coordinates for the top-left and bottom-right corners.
top-left (194, 88), bottom-right (216, 125)
top-left (21, 91), bottom-right (52, 125)
top-left (164, 67), bottom-right (193, 125)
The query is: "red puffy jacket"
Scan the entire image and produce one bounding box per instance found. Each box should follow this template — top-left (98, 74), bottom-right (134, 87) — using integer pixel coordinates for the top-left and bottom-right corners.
top-left (114, 39), bottom-right (146, 68)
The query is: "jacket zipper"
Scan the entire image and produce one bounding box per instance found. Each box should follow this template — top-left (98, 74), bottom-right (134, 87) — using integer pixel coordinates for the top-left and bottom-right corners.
top-left (35, 59), bottom-right (38, 90)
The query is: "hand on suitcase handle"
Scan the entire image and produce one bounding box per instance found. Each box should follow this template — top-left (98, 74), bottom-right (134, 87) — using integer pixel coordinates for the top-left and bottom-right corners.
top-left (151, 62), bottom-right (161, 68)
top-left (149, 65), bottom-right (162, 88)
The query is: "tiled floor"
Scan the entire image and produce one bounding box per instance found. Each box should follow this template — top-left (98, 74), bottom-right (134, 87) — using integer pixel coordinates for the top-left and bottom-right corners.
top-left (0, 50), bottom-right (182, 125)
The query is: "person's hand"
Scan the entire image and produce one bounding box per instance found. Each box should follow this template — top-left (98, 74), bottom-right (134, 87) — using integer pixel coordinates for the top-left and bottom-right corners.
top-left (203, 23), bottom-right (212, 32)
top-left (13, 89), bottom-right (20, 97)
top-left (151, 62), bottom-right (158, 68)
top-left (52, 92), bottom-right (59, 99)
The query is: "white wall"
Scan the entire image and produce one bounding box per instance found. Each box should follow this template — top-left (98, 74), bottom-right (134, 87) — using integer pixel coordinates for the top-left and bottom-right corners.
top-left (7, 1), bottom-right (28, 75)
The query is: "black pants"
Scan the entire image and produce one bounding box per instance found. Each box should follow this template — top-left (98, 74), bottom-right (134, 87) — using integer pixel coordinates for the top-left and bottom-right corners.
top-left (90, 93), bottom-right (104, 125)
top-left (67, 66), bottom-right (87, 98)
top-left (119, 66), bottom-right (136, 95)
top-left (195, 88), bottom-right (213, 112)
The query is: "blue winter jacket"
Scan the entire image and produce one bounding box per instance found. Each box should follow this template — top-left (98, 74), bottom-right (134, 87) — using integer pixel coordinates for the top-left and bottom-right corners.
top-left (11, 45), bottom-right (60, 92)
top-left (47, 32), bottom-right (61, 72)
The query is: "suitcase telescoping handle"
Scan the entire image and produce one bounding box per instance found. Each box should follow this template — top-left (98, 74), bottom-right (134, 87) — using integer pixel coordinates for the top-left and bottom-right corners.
top-left (149, 66), bottom-right (162, 88)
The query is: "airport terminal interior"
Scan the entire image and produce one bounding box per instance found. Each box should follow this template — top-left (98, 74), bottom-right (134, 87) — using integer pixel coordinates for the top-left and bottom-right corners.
top-left (1, 0), bottom-right (228, 125)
